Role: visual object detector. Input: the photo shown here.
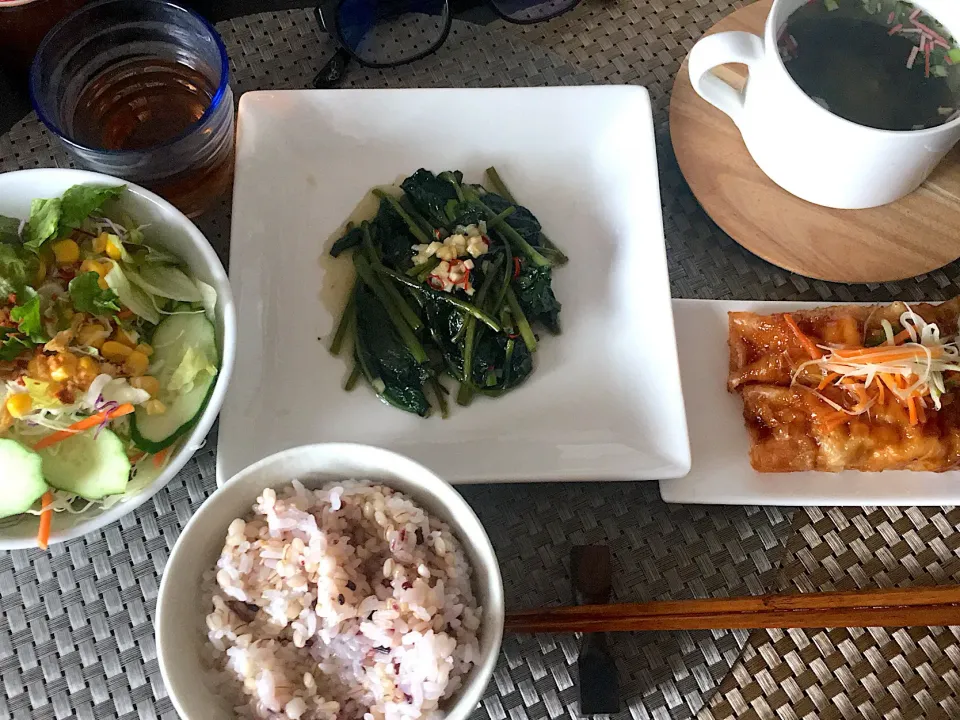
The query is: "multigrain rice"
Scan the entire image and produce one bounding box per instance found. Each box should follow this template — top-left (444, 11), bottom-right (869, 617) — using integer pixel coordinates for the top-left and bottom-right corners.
top-left (204, 480), bottom-right (482, 720)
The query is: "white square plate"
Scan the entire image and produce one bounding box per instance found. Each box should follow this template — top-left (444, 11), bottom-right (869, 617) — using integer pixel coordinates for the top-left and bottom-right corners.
top-left (661, 299), bottom-right (960, 506)
top-left (218, 88), bottom-right (690, 484)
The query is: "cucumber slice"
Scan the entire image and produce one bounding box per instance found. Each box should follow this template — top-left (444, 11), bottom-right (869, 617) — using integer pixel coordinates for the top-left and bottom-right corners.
top-left (132, 313), bottom-right (219, 453)
top-left (0, 439), bottom-right (47, 518)
top-left (37, 429), bottom-right (131, 500)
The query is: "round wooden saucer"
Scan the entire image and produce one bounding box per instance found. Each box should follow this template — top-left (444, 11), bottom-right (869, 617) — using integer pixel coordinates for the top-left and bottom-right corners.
top-left (669, 0), bottom-right (960, 284)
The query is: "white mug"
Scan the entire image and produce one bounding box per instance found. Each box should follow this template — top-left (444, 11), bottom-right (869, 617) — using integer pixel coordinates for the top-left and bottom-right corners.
top-left (688, 0), bottom-right (960, 209)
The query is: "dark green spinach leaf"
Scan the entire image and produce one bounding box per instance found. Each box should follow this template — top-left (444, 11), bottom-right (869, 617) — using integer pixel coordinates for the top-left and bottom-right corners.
top-left (514, 263), bottom-right (561, 333)
top-left (400, 169), bottom-right (459, 228)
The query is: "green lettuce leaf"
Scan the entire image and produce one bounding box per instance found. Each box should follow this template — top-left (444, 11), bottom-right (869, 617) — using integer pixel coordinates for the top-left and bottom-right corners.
top-left (167, 345), bottom-right (218, 396)
top-left (0, 243), bottom-right (31, 297)
top-left (0, 327), bottom-right (32, 361)
top-left (0, 215), bottom-right (20, 244)
top-left (10, 287), bottom-right (47, 343)
top-left (57, 184), bottom-right (125, 238)
top-left (22, 198), bottom-right (62, 253)
top-left (69, 272), bottom-right (122, 317)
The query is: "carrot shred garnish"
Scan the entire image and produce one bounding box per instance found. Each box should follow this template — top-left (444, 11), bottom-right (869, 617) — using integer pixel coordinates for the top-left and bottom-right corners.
top-left (917, 398), bottom-right (927, 424)
top-left (37, 491), bottom-right (54, 550)
top-left (818, 372), bottom-right (840, 390)
top-left (153, 447), bottom-right (170, 468)
top-left (893, 327), bottom-right (915, 345)
top-left (784, 313), bottom-right (822, 359)
top-left (822, 412), bottom-right (849, 433)
top-left (908, 394), bottom-right (919, 425)
top-left (33, 404), bottom-right (135, 451)
top-left (876, 377), bottom-right (886, 405)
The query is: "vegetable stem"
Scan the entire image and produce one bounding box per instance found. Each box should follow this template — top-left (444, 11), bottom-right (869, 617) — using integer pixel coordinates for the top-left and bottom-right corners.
top-left (354, 256), bottom-right (428, 364)
top-left (461, 186), bottom-right (551, 268)
top-left (459, 257), bottom-right (502, 400)
top-left (373, 264), bottom-right (501, 332)
top-left (373, 189), bottom-right (431, 243)
top-left (344, 364), bottom-right (362, 391)
top-left (456, 383), bottom-right (474, 406)
top-left (431, 378), bottom-right (449, 418)
top-left (408, 257), bottom-right (439, 279)
top-left (506, 286), bottom-right (537, 353)
top-left (485, 166), bottom-right (568, 265)
top-left (329, 290), bottom-right (355, 356)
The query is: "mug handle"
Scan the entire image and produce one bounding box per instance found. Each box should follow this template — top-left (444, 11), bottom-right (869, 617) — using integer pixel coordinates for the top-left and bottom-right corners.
top-left (688, 31), bottom-right (765, 124)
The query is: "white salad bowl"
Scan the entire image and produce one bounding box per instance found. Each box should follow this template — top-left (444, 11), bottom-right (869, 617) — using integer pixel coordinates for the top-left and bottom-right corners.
top-left (0, 168), bottom-right (236, 550)
top-left (156, 443), bottom-right (504, 720)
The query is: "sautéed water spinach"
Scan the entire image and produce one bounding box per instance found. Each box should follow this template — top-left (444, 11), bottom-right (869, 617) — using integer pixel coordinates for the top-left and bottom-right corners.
top-left (778, 0), bottom-right (960, 131)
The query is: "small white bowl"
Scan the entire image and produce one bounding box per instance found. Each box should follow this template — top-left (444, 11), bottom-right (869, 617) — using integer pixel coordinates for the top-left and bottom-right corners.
top-left (0, 168), bottom-right (236, 549)
top-left (156, 443), bottom-right (504, 720)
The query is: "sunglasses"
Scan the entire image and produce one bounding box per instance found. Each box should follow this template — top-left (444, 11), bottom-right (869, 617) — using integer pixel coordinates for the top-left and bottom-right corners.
top-left (313, 0), bottom-right (580, 87)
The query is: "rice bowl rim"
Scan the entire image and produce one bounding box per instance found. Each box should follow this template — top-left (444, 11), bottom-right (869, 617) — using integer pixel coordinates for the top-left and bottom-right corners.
top-left (156, 442), bottom-right (505, 720)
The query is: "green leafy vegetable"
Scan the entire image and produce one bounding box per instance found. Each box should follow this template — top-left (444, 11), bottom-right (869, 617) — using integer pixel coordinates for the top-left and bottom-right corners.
top-left (0, 327), bottom-right (32, 361)
top-left (0, 243), bottom-right (34, 297)
top-left (514, 263), bottom-right (561, 334)
top-left (167, 345), bottom-right (218, 396)
top-left (69, 272), bottom-right (122, 316)
top-left (0, 215), bottom-right (20, 244)
top-left (127, 264), bottom-right (202, 302)
top-left (330, 226), bottom-right (363, 258)
top-left (104, 263), bottom-right (160, 324)
top-left (9, 288), bottom-right (46, 343)
top-left (400, 169), bottom-right (459, 228)
top-left (57, 184), bottom-right (125, 238)
top-left (22, 198), bottom-right (62, 253)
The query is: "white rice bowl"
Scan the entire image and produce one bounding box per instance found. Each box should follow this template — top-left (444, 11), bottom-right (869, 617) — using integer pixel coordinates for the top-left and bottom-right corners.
top-left (156, 444), bottom-right (503, 720)
top-left (206, 481), bottom-right (482, 720)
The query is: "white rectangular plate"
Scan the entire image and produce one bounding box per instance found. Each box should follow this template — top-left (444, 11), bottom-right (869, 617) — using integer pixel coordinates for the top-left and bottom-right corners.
top-left (661, 299), bottom-right (960, 506)
top-left (218, 88), bottom-right (690, 484)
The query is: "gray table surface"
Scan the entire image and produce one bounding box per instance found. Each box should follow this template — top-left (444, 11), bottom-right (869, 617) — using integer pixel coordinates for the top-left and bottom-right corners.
top-left (2, 3), bottom-right (960, 720)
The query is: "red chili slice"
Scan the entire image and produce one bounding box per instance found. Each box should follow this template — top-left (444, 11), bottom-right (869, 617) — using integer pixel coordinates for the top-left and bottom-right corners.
top-left (513, 257), bottom-right (521, 279)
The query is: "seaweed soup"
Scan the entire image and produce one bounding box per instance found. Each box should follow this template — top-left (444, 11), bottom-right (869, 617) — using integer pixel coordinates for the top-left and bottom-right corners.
top-left (778, 0), bottom-right (960, 130)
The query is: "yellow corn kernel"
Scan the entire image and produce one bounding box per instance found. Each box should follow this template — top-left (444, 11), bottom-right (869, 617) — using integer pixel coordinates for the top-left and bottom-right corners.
top-left (113, 327), bottom-right (137, 348)
top-left (49, 352), bottom-right (79, 382)
top-left (101, 341), bottom-right (133, 363)
top-left (124, 350), bottom-right (149, 377)
top-left (145, 399), bottom-right (166, 416)
top-left (130, 375), bottom-right (160, 397)
top-left (80, 259), bottom-right (111, 278)
top-left (77, 323), bottom-right (107, 349)
top-left (98, 278), bottom-right (110, 290)
top-left (77, 356), bottom-right (100, 388)
top-left (105, 235), bottom-right (123, 261)
top-left (134, 343), bottom-right (153, 357)
top-left (92, 232), bottom-right (109, 253)
top-left (5, 393), bottom-right (32, 419)
top-left (52, 239), bottom-right (80, 265)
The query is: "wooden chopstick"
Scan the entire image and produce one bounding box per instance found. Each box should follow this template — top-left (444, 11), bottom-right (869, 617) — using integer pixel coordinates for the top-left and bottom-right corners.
top-left (505, 586), bottom-right (960, 633)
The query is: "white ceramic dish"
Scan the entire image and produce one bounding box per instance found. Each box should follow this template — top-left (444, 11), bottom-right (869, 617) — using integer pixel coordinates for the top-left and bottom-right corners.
top-left (660, 299), bottom-right (960, 506)
top-left (0, 168), bottom-right (236, 549)
top-left (156, 443), bottom-right (504, 720)
top-left (218, 87), bottom-right (690, 485)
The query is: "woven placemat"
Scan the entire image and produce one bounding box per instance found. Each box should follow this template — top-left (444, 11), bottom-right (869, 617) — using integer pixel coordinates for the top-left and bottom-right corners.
top-left (0, 9), bottom-right (793, 720)
top-left (1, 4), bottom-right (959, 720)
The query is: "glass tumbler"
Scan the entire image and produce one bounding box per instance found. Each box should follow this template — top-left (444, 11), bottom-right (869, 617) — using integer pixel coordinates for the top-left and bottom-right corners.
top-left (30, 0), bottom-right (235, 218)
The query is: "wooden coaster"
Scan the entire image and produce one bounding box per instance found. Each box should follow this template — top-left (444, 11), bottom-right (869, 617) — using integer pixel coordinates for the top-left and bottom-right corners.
top-left (669, 0), bottom-right (960, 284)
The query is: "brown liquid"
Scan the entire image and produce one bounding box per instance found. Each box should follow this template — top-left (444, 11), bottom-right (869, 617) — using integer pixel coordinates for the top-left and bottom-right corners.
top-left (71, 58), bottom-right (233, 217)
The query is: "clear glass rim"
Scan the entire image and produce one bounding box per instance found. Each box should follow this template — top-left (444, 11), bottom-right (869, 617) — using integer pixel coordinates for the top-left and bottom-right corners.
top-left (28, 0), bottom-right (231, 157)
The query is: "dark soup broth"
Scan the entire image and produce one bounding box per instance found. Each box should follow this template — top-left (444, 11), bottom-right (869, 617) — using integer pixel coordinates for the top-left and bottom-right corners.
top-left (778, 0), bottom-right (960, 131)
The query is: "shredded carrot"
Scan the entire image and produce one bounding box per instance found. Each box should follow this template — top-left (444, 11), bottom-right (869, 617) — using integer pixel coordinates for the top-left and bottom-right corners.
top-left (117, 309), bottom-right (134, 319)
top-left (917, 398), bottom-right (927, 424)
top-left (818, 372), bottom-right (840, 390)
top-left (832, 345), bottom-right (941, 362)
top-left (876, 377), bottom-right (886, 405)
top-left (33, 404), bottom-right (135, 451)
top-left (908, 394), bottom-right (919, 425)
top-left (37, 491), bottom-right (53, 550)
top-left (880, 373), bottom-right (900, 396)
top-left (784, 314), bottom-right (822, 359)
top-left (153, 447), bottom-right (170, 468)
top-left (822, 412), bottom-right (849, 433)
top-left (129, 451), bottom-right (146, 464)
top-left (893, 327), bottom-right (915, 344)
